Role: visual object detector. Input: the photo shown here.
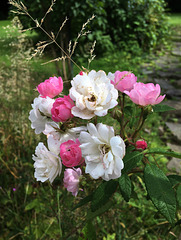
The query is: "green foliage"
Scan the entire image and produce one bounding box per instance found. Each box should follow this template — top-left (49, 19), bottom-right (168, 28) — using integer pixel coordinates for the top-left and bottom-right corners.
top-left (91, 180), bottom-right (118, 212)
top-left (152, 104), bottom-right (175, 112)
top-left (72, 194), bottom-right (93, 210)
top-left (145, 148), bottom-right (181, 159)
top-left (122, 151), bottom-right (144, 173)
top-left (11, 0), bottom-right (170, 58)
top-left (168, 175), bottom-right (181, 187)
top-left (144, 164), bottom-right (176, 225)
top-left (79, 221), bottom-right (96, 240)
top-left (118, 173), bottom-right (132, 202)
top-left (176, 185), bottom-right (181, 209)
top-left (168, 14), bottom-right (181, 26)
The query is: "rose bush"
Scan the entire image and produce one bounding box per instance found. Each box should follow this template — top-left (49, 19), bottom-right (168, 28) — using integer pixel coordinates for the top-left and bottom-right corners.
top-left (29, 69), bottom-right (181, 227)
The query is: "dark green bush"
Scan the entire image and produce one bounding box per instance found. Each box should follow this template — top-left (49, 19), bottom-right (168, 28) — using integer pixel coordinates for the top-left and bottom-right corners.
top-left (10, 0), bottom-right (169, 56)
top-left (105, 0), bottom-right (170, 51)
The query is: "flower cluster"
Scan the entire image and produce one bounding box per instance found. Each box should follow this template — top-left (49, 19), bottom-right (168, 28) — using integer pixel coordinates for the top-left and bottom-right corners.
top-left (29, 70), bottom-right (165, 196)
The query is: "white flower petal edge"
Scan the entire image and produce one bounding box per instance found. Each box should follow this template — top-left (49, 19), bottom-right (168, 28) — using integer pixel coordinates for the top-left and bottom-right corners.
top-left (79, 123), bottom-right (126, 181)
top-left (69, 70), bottom-right (118, 119)
top-left (29, 96), bottom-right (55, 134)
top-left (33, 137), bottom-right (62, 184)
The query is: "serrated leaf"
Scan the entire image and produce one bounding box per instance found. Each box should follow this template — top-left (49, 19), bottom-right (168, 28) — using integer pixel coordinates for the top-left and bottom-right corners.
top-left (87, 200), bottom-right (113, 221)
top-left (122, 151), bottom-right (143, 173)
top-left (176, 185), bottom-right (181, 208)
top-left (144, 164), bottom-right (176, 225)
top-left (152, 104), bottom-right (175, 112)
top-left (119, 174), bottom-right (132, 202)
top-left (168, 175), bottom-right (181, 187)
top-left (145, 148), bottom-right (181, 159)
top-left (72, 194), bottom-right (93, 211)
top-left (91, 180), bottom-right (118, 212)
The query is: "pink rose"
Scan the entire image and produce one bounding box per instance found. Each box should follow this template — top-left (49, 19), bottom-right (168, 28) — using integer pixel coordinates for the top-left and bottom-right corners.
top-left (51, 95), bottom-right (74, 122)
top-left (63, 168), bottom-right (82, 196)
top-left (136, 140), bottom-right (147, 150)
top-left (37, 76), bottom-right (63, 98)
top-left (60, 139), bottom-right (84, 167)
top-left (111, 71), bottom-right (137, 92)
top-left (124, 82), bottom-right (165, 106)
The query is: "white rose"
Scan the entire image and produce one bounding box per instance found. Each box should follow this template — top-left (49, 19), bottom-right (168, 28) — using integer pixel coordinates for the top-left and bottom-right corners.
top-left (69, 70), bottom-right (118, 119)
top-left (29, 96), bottom-right (55, 134)
top-left (79, 123), bottom-right (126, 181)
top-left (33, 136), bottom-right (62, 184)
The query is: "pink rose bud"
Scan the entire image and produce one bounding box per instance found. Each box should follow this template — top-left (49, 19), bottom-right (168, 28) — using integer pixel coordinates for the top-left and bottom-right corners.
top-left (136, 140), bottom-right (147, 150)
top-left (51, 95), bottom-right (74, 122)
top-left (37, 76), bottom-right (63, 98)
top-left (60, 139), bottom-right (84, 167)
top-left (79, 71), bottom-right (84, 75)
top-left (124, 82), bottom-right (165, 106)
top-left (111, 71), bottom-right (137, 92)
top-left (63, 168), bottom-right (82, 196)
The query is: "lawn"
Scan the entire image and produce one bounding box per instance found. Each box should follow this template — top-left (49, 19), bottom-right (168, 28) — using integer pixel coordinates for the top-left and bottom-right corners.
top-left (168, 13), bottom-right (181, 25)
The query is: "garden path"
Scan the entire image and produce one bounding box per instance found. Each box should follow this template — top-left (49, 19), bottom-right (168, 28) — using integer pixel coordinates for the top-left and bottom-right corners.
top-left (142, 26), bottom-right (181, 173)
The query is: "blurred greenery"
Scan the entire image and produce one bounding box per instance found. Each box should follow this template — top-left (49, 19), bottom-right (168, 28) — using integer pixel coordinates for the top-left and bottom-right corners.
top-left (168, 13), bottom-right (181, 25)
top-left (0, 11), bottom-right (181, 240)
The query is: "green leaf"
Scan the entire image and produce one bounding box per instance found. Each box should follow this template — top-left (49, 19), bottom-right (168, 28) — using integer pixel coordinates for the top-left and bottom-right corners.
top-left (129, 117), bottom-right (137, 129)
top-left (91, 180), bottom-right (118, 212)
top-left (145, 148), bottom-right (181, 159)
top-left (144, 164), bottom-right (176, 225)
top-left (123, 151), bottom-right (143, 173)
top-left (168, 175), bottom-right (181, 187)
top-left (72, 194), bottom-right (93, 211)
top-left (80, 221), bottom-right (96, 240)
top-left (124, 106), bottom-right (133, 116)
top-left (119, 174), bottom-right (132, 202)
top-left (176, 185), bottom-right (181, 208)
top-left (152, 104), bottom-right (175, 112)
top-left (87, 200), bottom-right (113, 221)
top-left (127, 145), bottom-right (135, 153)
top-left (25, 199), bottom-right (39, 211)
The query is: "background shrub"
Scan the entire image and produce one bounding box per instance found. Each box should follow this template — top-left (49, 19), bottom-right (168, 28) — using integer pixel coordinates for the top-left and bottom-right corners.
top-left (10, 0), bottom-right (170, 56)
